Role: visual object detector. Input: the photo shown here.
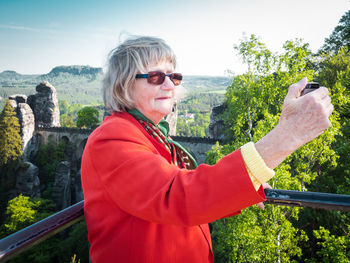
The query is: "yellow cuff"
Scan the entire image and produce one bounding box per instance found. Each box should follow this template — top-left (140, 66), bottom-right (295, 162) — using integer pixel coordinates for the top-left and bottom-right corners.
top-left (241, 142), bottom-right (275, 190)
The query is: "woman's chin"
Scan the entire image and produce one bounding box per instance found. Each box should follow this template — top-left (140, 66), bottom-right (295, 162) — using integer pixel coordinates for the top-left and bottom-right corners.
top-left (160, 108), bottom-right (173, 116)
top-left (155, 102), bottom-right (174, 115)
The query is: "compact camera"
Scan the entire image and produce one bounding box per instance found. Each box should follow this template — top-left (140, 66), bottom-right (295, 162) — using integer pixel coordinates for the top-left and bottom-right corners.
top-left (301, 82), bottom-right (320, 96)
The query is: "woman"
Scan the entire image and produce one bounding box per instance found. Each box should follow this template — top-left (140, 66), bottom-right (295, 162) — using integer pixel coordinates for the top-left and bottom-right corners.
top-left (81, 36), bottom-right (333, 263)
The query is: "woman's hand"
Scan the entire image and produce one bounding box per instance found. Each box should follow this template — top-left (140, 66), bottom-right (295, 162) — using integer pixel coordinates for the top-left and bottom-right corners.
top-left (278, 77), bottom-right (333, 150)
top-left (257, 183), bottom-right (272, 210)
top-left (255, 78), bottom-right (333, 169)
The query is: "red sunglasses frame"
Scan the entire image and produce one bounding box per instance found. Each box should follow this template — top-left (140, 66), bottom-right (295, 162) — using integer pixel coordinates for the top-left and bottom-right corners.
top-left (135, 71), bottom-right (182, 86)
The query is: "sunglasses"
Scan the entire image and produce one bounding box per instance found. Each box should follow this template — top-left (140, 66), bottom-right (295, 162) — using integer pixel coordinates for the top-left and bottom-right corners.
top-left (135, 71), bottom-right (183, 86)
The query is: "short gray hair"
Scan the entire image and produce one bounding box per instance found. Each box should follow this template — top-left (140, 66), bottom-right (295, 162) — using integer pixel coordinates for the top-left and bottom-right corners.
top-left (103, 36), bottom-right (177, 113)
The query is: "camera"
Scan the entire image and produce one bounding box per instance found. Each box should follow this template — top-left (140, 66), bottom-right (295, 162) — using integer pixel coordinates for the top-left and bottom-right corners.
top-left (301, 82), bottom-right (320, 96)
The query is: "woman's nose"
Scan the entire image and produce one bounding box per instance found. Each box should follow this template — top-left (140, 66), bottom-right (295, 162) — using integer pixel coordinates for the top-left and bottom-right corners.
top-left (161, 76), bottom-right (175, 90)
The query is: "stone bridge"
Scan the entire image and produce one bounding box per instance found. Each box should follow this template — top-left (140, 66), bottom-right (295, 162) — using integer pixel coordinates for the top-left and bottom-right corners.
top-left (36, 127), bottom-right (221, 164)
top-left (36, 127), bottom-right (91, 164)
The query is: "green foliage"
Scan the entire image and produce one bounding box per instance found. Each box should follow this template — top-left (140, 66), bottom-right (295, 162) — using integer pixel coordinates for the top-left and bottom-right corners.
top-left (58, 99), bottom-right (86, 128)
top-left (222, 36), bottom-right (314, 145)
top-left (62, 222), bottom-right (89, 263)
top-left (177, 112), bottom-right (211, 137)
top-left (311, 46), bottom-right (350, 193)
top-left (3, 194), bottom-right (37, 233)
top-left (212, 206), bottom-right (307, 263)
top-left (7, 222), bottom-right (89, 263)
top-left (1, 195), bottom-right (61, 263)
top-left (34, 139), bottom-right (68, 199)
top-left (296, 44), bottom-right (350, 261)
top-left (322, 10), bottom-right (350, 53)
top-left (58, 99), bottom-right (70, 115)
top-left (1, 194), bottom-right (89, 263)
top-left (70, 254), bottom-right (81, 263)
top-left (60, 114), bottom-right (76, 127)
top-left (76, 106), bottom-right (99, 129)
top-left (176, 92), bottom-right (224, 137)
top-left (207, 34), bottom-right (344, 262)
top-left (35, 139), bottom-right (59, 167)
top-left (0, 99), bottom-right (23, 165)
top-left (206, 142), bottom-right (234, 165)
top-left (316, 47), bottom-right (350, 88)
top-left (1, 195), bottom-right (55, 236)
top-left (313, 226), bottom-right (350, 262)
top-left (178, 92), bottom-right (225, 113)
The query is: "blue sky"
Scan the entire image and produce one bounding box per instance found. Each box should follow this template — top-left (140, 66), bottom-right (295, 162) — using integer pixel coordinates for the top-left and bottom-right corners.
top-left (0, 0), bottom-right (349, 76)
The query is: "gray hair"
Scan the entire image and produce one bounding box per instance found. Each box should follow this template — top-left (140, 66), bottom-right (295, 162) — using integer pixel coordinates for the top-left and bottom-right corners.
top-left (103, 36), bottom-right (177, 112)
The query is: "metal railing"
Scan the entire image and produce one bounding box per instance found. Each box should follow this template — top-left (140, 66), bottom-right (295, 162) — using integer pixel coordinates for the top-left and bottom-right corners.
top-left (0, 201), bottom-right (84, 262)
top-left (0, 190), bottom-right (349, 262)
top-left (264, 189), bottom-right (350, 212)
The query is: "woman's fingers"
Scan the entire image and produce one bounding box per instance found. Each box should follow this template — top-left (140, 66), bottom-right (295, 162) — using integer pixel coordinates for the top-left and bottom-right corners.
top-left (262, 183), bottom-right (272, 189)
top-left (326, 103), bottom-right (334, 116)
top-left (257, 183), bottom-right (272, 210)
top-left (257, 202), bottom-right (265, 210)
top-left (286, 77), bottom-right (308, 99)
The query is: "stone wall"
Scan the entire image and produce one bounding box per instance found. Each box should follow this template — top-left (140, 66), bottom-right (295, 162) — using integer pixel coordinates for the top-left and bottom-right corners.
top-left (173, 136), bottom-right (220, 164)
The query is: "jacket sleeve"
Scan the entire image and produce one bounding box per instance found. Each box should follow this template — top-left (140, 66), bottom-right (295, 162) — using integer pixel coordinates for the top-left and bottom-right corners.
top-left (83, 127), bottom-right (266, 227)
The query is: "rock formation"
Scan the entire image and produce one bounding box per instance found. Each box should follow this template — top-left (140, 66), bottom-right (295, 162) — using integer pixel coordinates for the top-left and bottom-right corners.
top-left (73, 170), bottom-right (84, 202)
top-left (51, 161), bottom-right (71, 210)
top-left (208, 104), bottom-right (227, 140)
top-left (28, 81), bottom-right (60, 127)
top-left (15, 162), bottom-right (41, 198)
top-left (9, 95), bottom-right (35, 159)
top-left (9, 82), bottom-right (61, 160)
top-left (164, 102), bottom-right (178, 136)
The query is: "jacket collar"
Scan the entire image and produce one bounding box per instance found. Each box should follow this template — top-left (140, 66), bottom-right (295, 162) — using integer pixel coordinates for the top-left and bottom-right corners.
top-left (126, 109), bottom-right (198, 168)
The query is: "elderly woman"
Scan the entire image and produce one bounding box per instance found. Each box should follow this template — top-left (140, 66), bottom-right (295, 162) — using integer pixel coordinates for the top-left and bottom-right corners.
top-left (81, 36), bottom-right (333, 263)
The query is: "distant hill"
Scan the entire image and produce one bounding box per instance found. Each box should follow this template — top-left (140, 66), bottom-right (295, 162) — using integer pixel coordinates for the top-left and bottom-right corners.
top-left (0, 70), bottom-right (21, 78)
top-left (45, 65), bottom-right (103, 77)
top-left (0, 65), bottom-right (231, 110)
top-left (0, 70), bottom-right (39, 81)
top-left (181, 75), bottom-right (231, 93)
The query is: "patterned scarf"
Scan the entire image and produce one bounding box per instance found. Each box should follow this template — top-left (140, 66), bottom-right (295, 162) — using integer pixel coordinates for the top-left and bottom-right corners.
top-left (129, 111), bottom-right (196, 170)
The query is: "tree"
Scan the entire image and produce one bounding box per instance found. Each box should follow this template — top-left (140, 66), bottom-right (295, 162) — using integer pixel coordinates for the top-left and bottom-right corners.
top-left (2, 195), bottom-right (55, 234)
top-left (76, 106), bottom-right (99, 129)
top-left (206, 35), bottom-right (341, 262)
top-left (296, 45), bottom-right (350, 261)
top-left (322, 10), bottom-right (350, 53)
top-left (313, 226), bottom-right (350, 262)
top-left (60, 114), bottom-right (76, 127)
top-left (58, 100), bottom-right (70, 115)
top-left (0, 186), bottom-right (89, 263)
top-left (0, 99), bottom-right (23, 165)
top-left (0, 195), bottom-right (62, 263)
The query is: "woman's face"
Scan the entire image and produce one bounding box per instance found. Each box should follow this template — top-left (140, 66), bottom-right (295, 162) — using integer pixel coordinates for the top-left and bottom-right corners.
top-left (131, 60), bottom-right (176, 124)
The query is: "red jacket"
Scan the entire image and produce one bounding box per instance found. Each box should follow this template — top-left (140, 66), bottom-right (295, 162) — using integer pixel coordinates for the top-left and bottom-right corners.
top-left (81, 111), bottom-right (266, 263)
